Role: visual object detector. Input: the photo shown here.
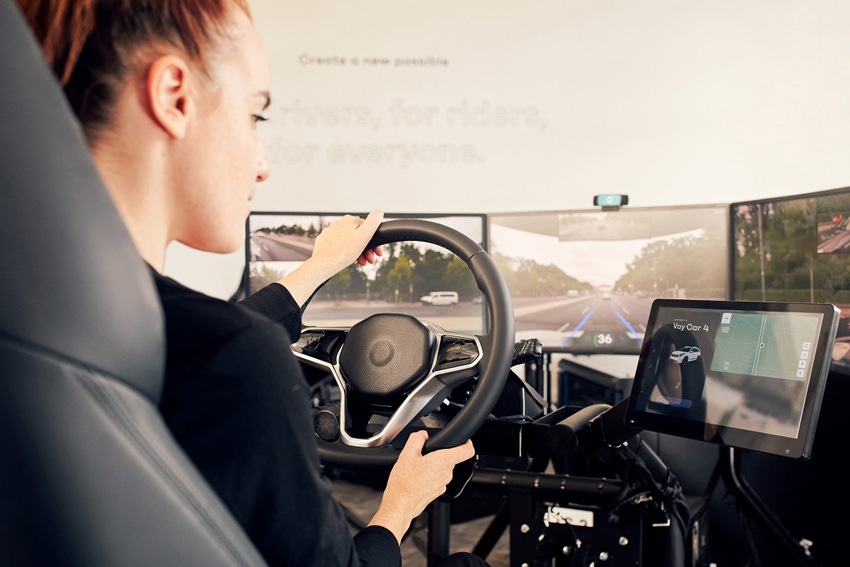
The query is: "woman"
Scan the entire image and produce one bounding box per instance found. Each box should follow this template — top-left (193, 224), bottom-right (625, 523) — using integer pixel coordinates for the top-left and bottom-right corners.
top-left (17, 0), bottom-right (488, 565)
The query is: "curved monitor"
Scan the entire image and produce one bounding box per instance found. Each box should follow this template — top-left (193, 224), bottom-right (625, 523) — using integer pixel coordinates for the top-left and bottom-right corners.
top-left (245, 212), bottom-right (488, 336)
top-left (625, 299), bottom-right (839, 459)
top-left (488, 204), bottom-right (729, 355)
top-left (731, 186), bottom-right (850, 375)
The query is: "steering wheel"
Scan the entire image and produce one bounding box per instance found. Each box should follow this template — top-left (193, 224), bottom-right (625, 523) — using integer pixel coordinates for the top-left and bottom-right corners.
top-left (292, 219), bottom-right (515, 471)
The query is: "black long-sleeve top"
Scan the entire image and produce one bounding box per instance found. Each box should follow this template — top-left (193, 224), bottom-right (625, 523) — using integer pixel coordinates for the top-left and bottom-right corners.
top-left (153, 271), bottom-right (401, 567)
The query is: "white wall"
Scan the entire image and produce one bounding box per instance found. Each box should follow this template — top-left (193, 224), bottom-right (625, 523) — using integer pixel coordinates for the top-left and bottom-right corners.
top-left (165, 0), bottom-right (850, 301)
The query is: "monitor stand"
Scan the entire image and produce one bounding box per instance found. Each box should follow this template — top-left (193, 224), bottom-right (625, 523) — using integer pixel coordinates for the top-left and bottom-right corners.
top-left (719, 446), bottom-right (821, 566)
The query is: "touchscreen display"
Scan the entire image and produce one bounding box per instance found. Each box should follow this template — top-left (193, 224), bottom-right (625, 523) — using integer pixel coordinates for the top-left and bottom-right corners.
top-left (625, 299), bottom-right (839, 459)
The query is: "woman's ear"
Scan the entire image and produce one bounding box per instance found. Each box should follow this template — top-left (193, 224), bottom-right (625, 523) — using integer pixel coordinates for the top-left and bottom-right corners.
top-left (147, 55), bottom-right (193, 139)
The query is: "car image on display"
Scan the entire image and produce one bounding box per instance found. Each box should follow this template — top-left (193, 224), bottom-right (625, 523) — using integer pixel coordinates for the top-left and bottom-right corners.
top-left (669, 345), bottom-right (701, 363)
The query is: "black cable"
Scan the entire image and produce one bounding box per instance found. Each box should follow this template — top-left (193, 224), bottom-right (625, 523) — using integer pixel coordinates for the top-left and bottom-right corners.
top-left (605, 438), bottom-right (691, 548)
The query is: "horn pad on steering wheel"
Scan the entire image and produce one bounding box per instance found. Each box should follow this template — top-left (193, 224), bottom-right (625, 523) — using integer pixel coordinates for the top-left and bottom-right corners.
top-left (339, 313), bottom-right (436, 403)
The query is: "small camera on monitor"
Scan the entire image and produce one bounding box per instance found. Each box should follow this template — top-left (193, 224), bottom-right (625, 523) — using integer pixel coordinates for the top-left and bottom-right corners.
top-left (593, 194), bottom-right (628, 208)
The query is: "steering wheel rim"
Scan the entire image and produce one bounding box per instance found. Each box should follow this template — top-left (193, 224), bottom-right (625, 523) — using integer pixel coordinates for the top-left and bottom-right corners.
top-left (293, 219), bottom-right (515, 470)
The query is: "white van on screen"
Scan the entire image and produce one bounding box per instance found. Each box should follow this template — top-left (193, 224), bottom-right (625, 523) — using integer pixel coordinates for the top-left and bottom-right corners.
top-left (419, 291), bottom-right (459, 306)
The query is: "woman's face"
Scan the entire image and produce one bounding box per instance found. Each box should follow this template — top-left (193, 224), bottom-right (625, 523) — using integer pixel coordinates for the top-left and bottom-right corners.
top-left (174, 6), bottom-right (271, 255)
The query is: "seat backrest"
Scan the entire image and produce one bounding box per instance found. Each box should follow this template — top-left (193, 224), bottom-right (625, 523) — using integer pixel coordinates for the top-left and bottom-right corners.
top-left (0, 1), bottom-right (266, 564)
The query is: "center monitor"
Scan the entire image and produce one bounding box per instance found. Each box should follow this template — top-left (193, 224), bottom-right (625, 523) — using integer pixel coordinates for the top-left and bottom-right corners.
top-left (488, 204), bottom-right (729, 355)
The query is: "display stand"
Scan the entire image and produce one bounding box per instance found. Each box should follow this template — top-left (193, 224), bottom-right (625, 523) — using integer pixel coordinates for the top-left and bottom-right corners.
top-left (719, 446), bottom-right (821, 567)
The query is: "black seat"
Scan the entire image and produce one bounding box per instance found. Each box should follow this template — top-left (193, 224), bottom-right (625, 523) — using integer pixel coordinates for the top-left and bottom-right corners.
top-left (0, 1), bottom-right (266, 564)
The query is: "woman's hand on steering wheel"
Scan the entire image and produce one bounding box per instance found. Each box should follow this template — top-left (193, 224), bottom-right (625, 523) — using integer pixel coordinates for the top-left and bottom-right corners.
top-left (278, 210), bottom-right (384, 306)
top-left (368, 430), bottom-right (475, 544)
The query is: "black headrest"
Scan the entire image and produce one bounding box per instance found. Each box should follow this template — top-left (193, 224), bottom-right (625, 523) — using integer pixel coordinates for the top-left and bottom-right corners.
top-left (0, 0), bottom-right (165, 402)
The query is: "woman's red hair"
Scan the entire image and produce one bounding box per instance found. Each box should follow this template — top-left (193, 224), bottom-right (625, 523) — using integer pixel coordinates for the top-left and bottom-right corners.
top-left (16, 0), bottom-right (251, 140)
